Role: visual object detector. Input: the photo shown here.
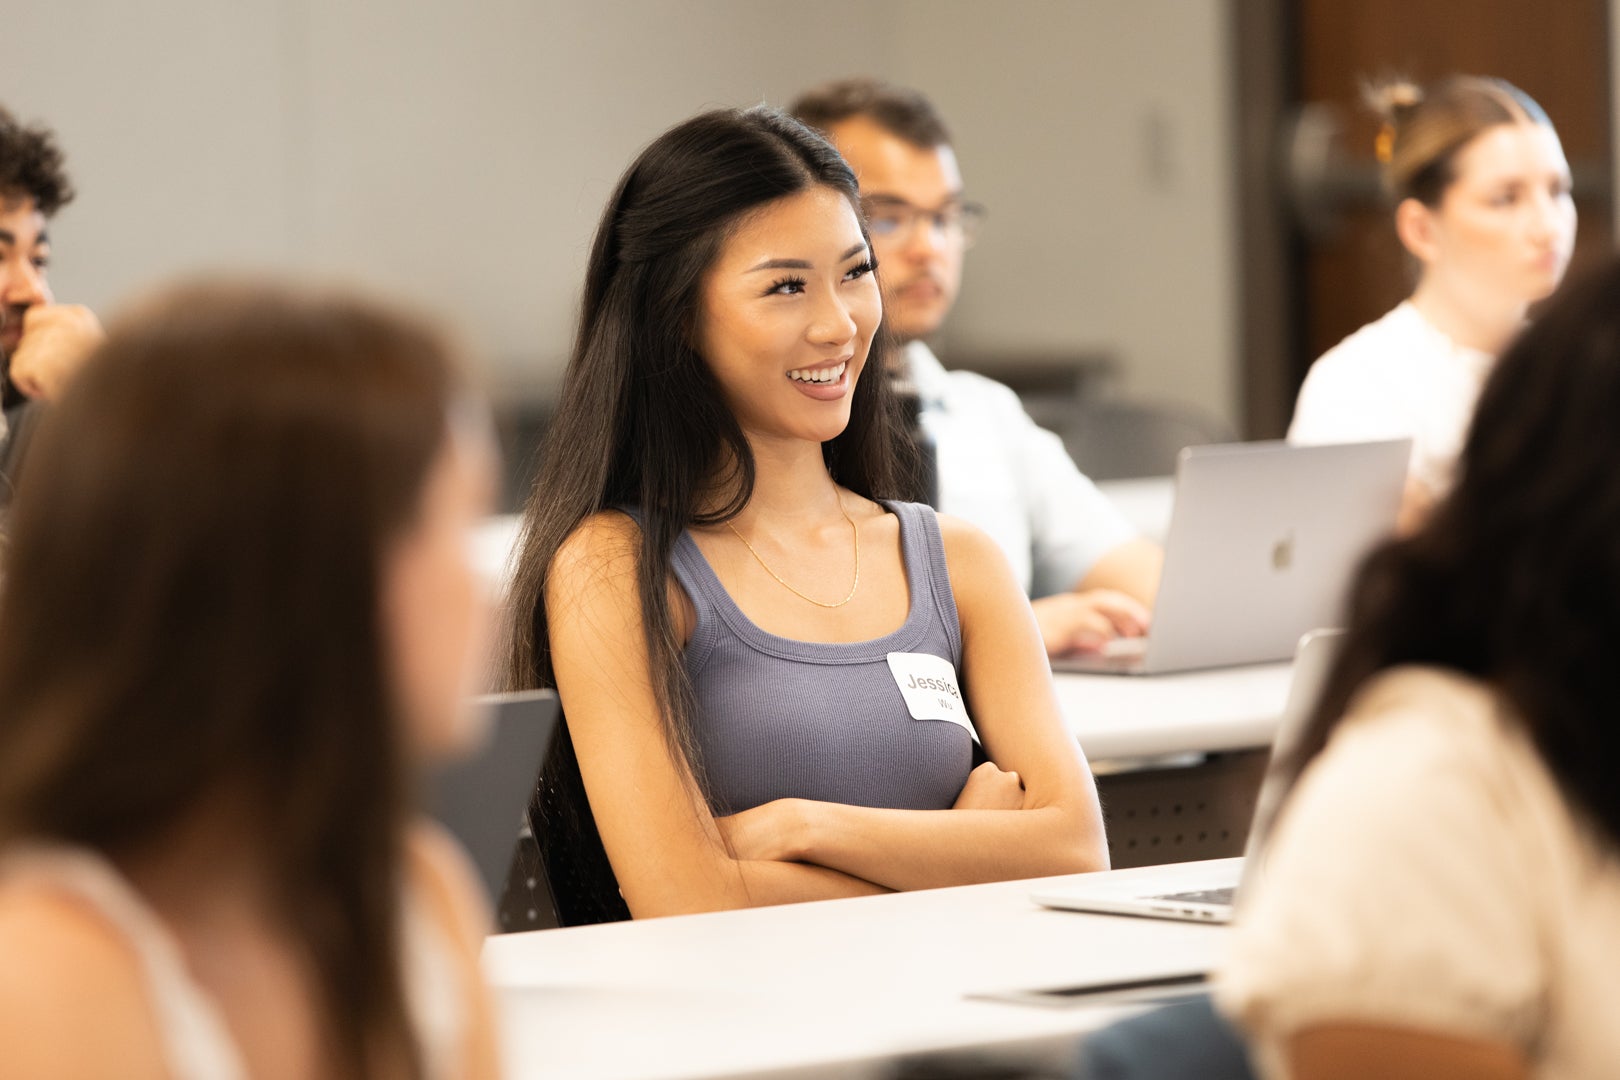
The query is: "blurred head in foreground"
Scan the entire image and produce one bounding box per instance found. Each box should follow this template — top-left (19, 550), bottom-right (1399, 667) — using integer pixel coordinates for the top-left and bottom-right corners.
top-left (0, 281), bottom-right (497, 1074)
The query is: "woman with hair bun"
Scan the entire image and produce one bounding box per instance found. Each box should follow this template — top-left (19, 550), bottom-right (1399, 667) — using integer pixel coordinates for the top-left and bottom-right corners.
top-left (1288, 76), bottom-right (1576, 530)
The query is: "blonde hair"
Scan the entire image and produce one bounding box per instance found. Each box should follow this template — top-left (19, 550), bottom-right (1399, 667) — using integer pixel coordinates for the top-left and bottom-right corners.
top-left (1363, 75), bottom-right (1553, 206)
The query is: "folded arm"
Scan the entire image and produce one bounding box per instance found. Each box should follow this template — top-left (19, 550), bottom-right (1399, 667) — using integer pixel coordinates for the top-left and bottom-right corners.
top-left (548, 512), bottom-right (887, 919)
top-left (718, 796), bottom-right (1100, 892)
top-left (721, 516), bottom-right (1110, 889)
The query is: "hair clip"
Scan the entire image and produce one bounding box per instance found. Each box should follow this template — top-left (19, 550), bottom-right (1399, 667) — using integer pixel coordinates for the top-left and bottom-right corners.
top-left (1374, 123), bottom-right (1395, 165)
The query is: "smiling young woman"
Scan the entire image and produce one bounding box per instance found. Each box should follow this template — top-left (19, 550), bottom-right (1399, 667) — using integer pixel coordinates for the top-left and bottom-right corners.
top-left (1288, 76), bottom-right (1576, 531)
top-left (505, 107), bottom-right (1107, 922)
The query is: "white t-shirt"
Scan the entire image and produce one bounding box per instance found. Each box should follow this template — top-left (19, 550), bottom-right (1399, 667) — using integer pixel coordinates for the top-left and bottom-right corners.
top-left (1217, 667), bottom-right (1620, 1079)
top-left (1288, 302), bottom-right (1495, 496)
top-left (906, 341), bottom-right (1136, 598)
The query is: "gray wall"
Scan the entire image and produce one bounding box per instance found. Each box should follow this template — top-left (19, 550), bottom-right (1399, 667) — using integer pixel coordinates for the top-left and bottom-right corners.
top-left (3, 0), bottom-right (1237, 426)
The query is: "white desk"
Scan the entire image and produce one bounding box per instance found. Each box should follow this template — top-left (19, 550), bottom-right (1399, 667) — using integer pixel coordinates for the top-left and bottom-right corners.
top-left (473, 513), bottom-right (523, 595)
top-left (1096, 476), bottom-right (1175, 545)
top-left (1055, 664), bottom-right (1294, 764)
top-left (485, 860), bottom-right (1235, 1080)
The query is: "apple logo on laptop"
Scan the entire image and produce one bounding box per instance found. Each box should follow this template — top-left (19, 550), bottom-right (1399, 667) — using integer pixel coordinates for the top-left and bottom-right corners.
top-left (1271, 530), bottom-right (1294, 572)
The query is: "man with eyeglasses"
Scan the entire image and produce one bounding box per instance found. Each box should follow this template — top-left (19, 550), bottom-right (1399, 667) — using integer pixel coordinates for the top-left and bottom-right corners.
top-left (790, 79), bottom-right (1161, 657)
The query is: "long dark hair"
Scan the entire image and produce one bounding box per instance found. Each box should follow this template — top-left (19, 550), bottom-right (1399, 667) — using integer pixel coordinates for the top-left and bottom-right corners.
top-left (0, 282), bottom-right (466, 1076)
top-left (1283, 258), bottom-right (1620, 851)
top-left (507, 106), bottom-right (910, 780)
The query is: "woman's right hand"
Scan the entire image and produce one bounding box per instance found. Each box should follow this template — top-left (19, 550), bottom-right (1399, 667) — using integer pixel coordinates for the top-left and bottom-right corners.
top-left (1031, 589), bottom-right (1151, 657)
top-left (952, 761), bottom-right (1026, 811)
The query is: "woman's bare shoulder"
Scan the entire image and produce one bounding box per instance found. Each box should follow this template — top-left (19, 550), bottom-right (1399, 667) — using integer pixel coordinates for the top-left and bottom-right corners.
top-left (404, 819), bottom-right (493, 948)
top-left (553, 509), bottom-right (641, 574)
top-left (403, 822), bottom-right (504, 1079)
top-left (0, 885), bottom-right (170, 1079)
top-left (933, 511), bottom-right (1017, 580)
top-left (546, 510), bottom-right (645, 605)
top-left (931, 510), bottom-right (1002, 557)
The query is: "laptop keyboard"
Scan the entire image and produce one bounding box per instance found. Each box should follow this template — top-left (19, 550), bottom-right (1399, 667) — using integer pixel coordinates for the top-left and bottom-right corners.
top-left (1152, 886), bottom-right (1236, 906)
top-left (1100, 635), bottom-right (1149, 659)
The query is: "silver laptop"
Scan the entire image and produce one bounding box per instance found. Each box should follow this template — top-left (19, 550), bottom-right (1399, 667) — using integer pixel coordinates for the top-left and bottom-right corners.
top-left (1030, 628), bottom-right (1344, 923)
top-left (1054, 439), bottom-right (1405, 675)
top-left (426, 690), bottom-right (558, 907)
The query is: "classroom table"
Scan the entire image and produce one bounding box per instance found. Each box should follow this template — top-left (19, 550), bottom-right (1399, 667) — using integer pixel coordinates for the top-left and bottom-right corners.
top-left (1054, 664), bottom-right (1292, 764)
top-left (473, 513), bottom-right (523, 593)
top-left (1053, 664), bottom-right (1292, 868)
top-left (485, 859), bottom-right (1237, 1080)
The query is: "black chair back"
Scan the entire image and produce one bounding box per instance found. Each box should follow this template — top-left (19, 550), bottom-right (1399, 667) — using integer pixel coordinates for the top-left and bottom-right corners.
top-left (497, 717), bottom-right (630, 930)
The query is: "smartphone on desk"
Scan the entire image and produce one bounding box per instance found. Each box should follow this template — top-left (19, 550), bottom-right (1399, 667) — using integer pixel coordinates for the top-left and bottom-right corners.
top-left (968, 970), bottom-right (1207, 1009)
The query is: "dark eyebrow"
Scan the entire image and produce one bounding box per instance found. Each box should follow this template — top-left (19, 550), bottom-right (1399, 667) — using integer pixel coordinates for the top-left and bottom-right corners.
top-left (747, 257), bottom-right (811, 272)
top-left (862, 191), bottom-right (966, 207)
top-left (746, 242), bottom-right (869, 273)
top-left (0, 228), bottom-right (46, 248)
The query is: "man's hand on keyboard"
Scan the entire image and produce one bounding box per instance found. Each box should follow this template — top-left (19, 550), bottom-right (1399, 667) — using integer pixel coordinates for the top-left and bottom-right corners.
top-left (1032, 589), bottom-right (1152, 658)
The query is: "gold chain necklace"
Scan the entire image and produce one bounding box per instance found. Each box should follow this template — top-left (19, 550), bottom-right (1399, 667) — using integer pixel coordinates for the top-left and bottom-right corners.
top-left (725, 496), bottom-right (860, 608)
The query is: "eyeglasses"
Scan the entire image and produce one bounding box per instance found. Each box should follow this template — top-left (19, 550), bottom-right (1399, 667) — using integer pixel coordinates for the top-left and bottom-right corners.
top-left (861, 196), bottom-right (987, 249)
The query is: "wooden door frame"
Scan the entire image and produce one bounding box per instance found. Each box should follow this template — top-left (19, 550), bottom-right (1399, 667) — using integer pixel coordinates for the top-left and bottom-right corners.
top-left (1232, 0), bottom-right (1298, 440)
top-left (1613, 0), bottom-right (1620, 239)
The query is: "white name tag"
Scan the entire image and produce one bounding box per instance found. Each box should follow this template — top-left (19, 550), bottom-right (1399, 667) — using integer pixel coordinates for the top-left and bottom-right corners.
top-left (886, 651), bottom-right (976, 739)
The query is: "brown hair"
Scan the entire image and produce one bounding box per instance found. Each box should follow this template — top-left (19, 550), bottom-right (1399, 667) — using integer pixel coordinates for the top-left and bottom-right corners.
top-left (789, 77), bottom-right (952, 148)
top-left (0, 105), bottom-right (73, 215)
top-left (0, 282), bottom-right (466, 1076)
top-left (1366, 75), bottom-right (1553, 206)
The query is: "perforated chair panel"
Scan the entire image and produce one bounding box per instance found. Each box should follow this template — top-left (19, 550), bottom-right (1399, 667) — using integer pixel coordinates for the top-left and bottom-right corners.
top-left (1095, 749), bottom-right (1269, 869)
top-left (497, 720), bottom-right (630, 931)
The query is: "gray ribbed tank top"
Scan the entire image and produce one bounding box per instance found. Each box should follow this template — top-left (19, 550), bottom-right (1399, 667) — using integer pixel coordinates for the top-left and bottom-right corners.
top-left (660, 499), bottom-right (971, 815)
